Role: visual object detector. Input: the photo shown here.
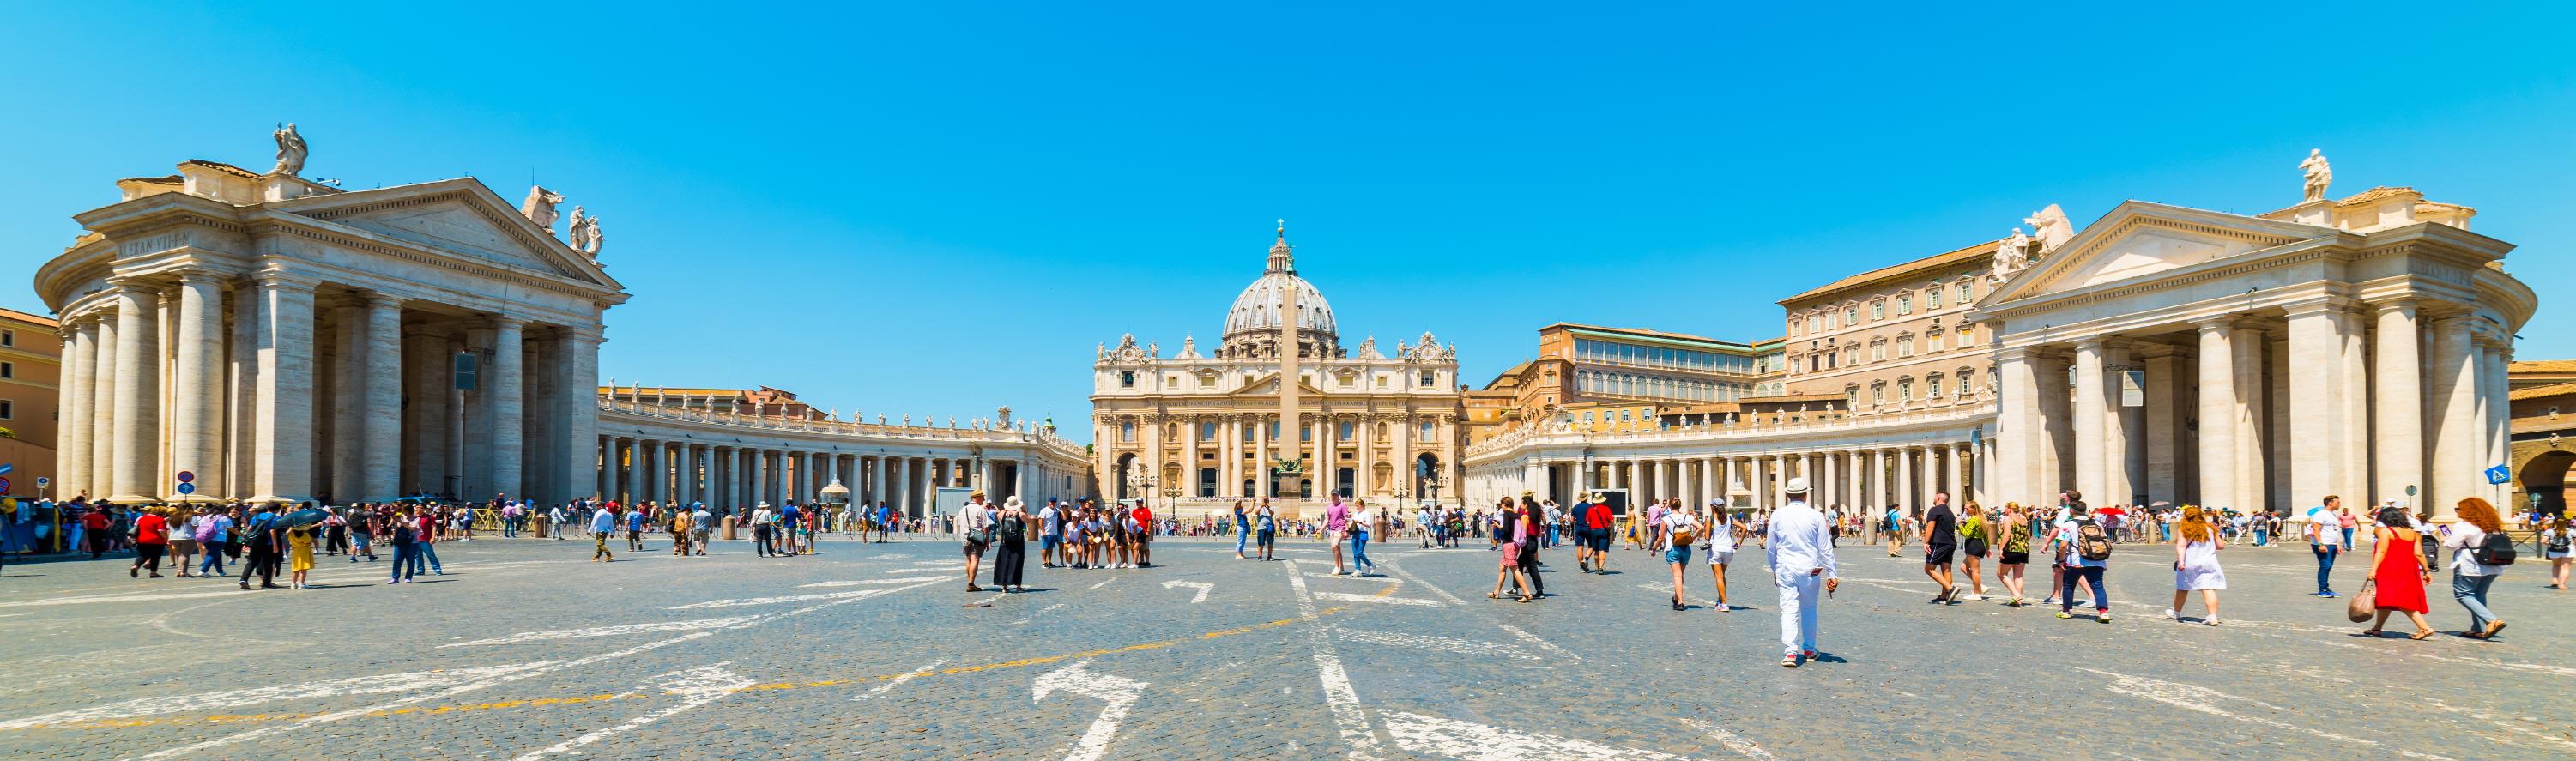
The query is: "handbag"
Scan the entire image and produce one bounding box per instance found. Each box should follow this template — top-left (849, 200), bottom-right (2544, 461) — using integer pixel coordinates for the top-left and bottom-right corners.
top-left (2344, 579), bottom-right (2374, 623)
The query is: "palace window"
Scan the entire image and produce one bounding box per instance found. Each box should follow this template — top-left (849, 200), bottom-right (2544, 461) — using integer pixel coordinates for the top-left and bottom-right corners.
top-left (1419, 421), bottom-right (1434, 440)
top-left (1, 362), bottom-right (11, 378)
top-left (1805, 315), bottom-right (1821, 334)
top-left (1871, 301), bottom-right (1885, 320)
top-left (1897, 336), bottom-right (1914, 357)
top-left (1845, 384), bottom-right (1859, 407)
top-left (1956, 323), bottom-right (1975, 348)
top-left (1844, 305), bottom-right (1859, 326)
top-left (1927, 374), bottom-right (1944, 398)
top-left (1338, 421), bottom-right (1354, 441)
top-left (1121, 421), bottom-right (1135, 442)
top-left (1897, 377), bottom-right (1914, 400)
top-left (1199, 375), bottom-right (1215, 389)
top-left (1871, 341), bottom-right (1886, 362)
top-left (0, 329), bottom-right (13, 347)
top-left (1926, 286), bottom-right (1943, 310)
top-left (1119, 371), bottom-right (1136, 388)
top-left (0, 400), bottom-right (10, 419)
top-left (1896, 294), bottom-right (1913, 315)
top-left (1956, 369), bottom-right (1974, 396)
top-left (1870, 383), bottom-right (1885, 405)
top-left (1418, 371), bottom-right (1436, 389)
top-left (1956, 281), bottom-right (1974, 304)
top-left (1200, 421), bottom-right (1217, 440)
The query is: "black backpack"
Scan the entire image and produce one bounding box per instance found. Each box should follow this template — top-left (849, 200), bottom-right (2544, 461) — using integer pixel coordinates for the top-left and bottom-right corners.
top-left (2471, 530), bottom-right (2517, 566)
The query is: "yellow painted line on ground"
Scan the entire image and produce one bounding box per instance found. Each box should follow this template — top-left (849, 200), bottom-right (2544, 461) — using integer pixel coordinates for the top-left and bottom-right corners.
top-left (21, 580), bottom-right (1396, 733)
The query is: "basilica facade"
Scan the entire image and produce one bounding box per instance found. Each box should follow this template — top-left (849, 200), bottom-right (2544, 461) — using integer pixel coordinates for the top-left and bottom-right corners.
top-left (1090, 228), bottom-right (1463, 516)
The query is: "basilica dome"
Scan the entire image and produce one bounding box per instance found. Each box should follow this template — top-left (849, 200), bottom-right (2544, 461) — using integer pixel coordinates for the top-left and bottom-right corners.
top-left (1220, 226), bottom-right (1339, 355)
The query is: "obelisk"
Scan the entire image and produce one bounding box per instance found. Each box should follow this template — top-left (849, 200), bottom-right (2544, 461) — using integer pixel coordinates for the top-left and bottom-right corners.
top-left (1273, 221), bottom-right (1301, 512)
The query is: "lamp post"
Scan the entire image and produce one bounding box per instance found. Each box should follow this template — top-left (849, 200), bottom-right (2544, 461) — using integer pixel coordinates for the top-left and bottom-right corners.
top-left (1424, 474), bottom-right (1448, 507)
top-left (1163, 486), bottom-right (1182, 528)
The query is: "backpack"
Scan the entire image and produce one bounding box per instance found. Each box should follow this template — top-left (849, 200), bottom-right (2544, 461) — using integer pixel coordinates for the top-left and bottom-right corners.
top-left (2075, 520), bottom-right (2113, 561)
top-left (2471, 530), bottom-right (2517, 566)
top-left (1668, 515), bottom-right (1700, 547)
top-left (2549, 530), bottom-right (2571, 553)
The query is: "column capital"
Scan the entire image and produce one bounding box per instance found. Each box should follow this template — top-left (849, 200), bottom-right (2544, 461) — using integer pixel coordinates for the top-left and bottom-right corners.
top-left (2279, 294), bottom-right (2359, 317)
top-left (172, 269), bottom-right (230, 287)
top-left (363, 291), bottom-right (408, 309)
top-left (2367, 297), bottom-right (2420, 315)
top-left (2192, 315), bottom-right (2244, 332)
top-left (487, 315), bottom-right (529, 330)
top-left (251, 265), bottom-right (325, 290)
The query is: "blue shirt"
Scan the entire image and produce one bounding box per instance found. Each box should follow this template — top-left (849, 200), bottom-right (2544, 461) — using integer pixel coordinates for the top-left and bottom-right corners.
top-left (626, 511), bottom-right (646, 531)
top-left (592, 510), bottom-right (617, 534)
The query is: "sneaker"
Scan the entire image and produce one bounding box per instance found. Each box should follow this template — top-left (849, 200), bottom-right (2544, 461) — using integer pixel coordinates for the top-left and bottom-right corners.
top-left (2204, 617), bottom-right (2222, 626)
top-left (1781, 655), bottom-right (1799, 668)
top-left (2097, 613), bottom-right (2113, 623)
top-left (2056, 611), bottom-right (2074, 619)
top-left (1802, 649), bottom-right (1817, 661)
top-left (2316, 591), bottom-right (2338, 599)
top-left (1714, 603), bottom-right (1730, 613)
top-left (2162, 608), bottom-right (2180, 621)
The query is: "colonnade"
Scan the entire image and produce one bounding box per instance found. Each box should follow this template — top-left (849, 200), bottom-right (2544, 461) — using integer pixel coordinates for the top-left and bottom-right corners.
top-left (1500, 439), bottom-right (1985, 515)
top-left (593, 438), bottom-right (1049, 518)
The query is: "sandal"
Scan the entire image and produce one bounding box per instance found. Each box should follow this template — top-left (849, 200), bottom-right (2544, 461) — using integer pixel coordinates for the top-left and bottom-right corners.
top-left (2409, 629), bottom-right (2436, 641)
top-left (1487, 592), bottom-right (1502, 600)
top-left (2359, 628), bottom-right (2384, 637)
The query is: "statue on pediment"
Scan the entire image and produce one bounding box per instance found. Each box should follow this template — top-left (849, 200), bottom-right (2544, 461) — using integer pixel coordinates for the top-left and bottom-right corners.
top-left (270, 123), bottom-right (307, 175)
top-left (2023, 203), bottom-right (2072, 252)
top-left (521, 186), bottom-right (565, 229)
top-left (1991, 227), bottom-right (2032, 281)
top-left (565, 207), bottom-right (603, 256)
top-left (2300, 149), bottom-right (2333, 202)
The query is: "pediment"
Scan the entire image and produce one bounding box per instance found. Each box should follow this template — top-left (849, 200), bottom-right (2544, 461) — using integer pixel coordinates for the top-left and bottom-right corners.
top-left (1987, 202), bottom-right (2324, 304)
top-left (278, 180), bottom-right (620, 291)
top-left (1231, 372), bottom-right (1327, 397)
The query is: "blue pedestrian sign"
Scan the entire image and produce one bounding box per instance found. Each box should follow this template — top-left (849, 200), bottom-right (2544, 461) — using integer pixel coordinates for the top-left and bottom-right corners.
top-left (2483, 465), bottom-right (2511, 486)
top-left (177, 482), bottom-right (197, 495)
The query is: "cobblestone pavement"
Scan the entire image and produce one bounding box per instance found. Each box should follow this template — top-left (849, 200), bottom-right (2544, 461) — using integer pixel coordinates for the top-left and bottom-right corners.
top-left (0, 532), bottom-right (2566, 759)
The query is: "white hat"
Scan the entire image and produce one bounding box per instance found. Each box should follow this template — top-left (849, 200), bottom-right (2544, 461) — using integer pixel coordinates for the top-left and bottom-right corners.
top-left (1783, 476), bottom-right (1810, 494)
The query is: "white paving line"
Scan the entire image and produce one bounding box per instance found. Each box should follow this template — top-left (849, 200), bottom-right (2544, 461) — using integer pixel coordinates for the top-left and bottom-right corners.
top-left (1383, 710), bottom-right (1685, 761)
top-left (439, 617), bottom-right (761, 647)
top-left (1090, 576), bottom-right (1119, 589)
top-left (1032, 660), bottom-right (1149, 761)
top-left (855, 659), bottom-right (948, 701)
top-left (1285, 560), bottom-right (1382, 761)
top-left (1384, 558), bottom-right (1579, 662)
top-left (1315, 590), bottom-right (1441, 607)
top-left (0, 662), bottom-right (559, 730)
top-left (511, 662), bottom-right (753, 761)
top-left (667, 581), bottom-right (944, 609)
top-left (2077, 667), bottom-right (2456, 761)
top-left (1335, 629), bottom-right (1542, 661)
top-left (126, 577), bottom-right (946, 761)
top-left (1679, 717), bottom-right (1779, 759)
top-left (1303, 572), bottom-right (1403, 583)
top-left (806, 577), bottom-right (949, 588)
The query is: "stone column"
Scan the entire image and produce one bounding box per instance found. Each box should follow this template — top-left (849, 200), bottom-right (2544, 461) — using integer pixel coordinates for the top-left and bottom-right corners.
top-left (2336, 309), bottom-right (2373, 504)
top-left (556, 330), bottom-right (602, 505)
top-left (2238, 324), bottom-right (2271, 515)
top-left (1946, 444), bottom-right (1965, 504)
top-left (359, 295), bottom-right (403, 501)
top-left (1356, 416), bottom-right (1374, 498)
top-left (172, 275), bottom-right (227, 501)
top-left (2102, 343), bottom-right (2135, 505)
top-left (2427, 316), bottom-right (2478, 521)
top-left (487, 317), bottom-right (526, 499)
top-left (106, 284), bottom-right (161, 502)
top-left (1893, 447), bottom-right (1913, 511)
top-left (1182, 415), bottom-right (1200, 498)
top-left (249, 270), bottom-right (319, 504)
top-left (58, 319), bottom-right (96, 499)
top-left (2372, 300), bottom-right (2423, 509)
top-left (2284, 301), bottom-right (2345, 511)
top-left (698, 446), bottom-right (716, 505)
top-left (1393, 414), bottom-right (1413, 498)
top-left (1867, 450), bottom-right (1887, 510)
top-left (225, 285), bottom-right (257, 499)
top-left (742, 448), bottom-right (765, 507)
top-left (92, 309), bottom-right (118, 498)
top-left (1992, 347), bottom-right (2041, 507)
top-left (2071, 339), bottom-right (2107, 506)
top-left (2193, 320), bottom-right (2238, 510)
top-left (2143, 350), bottom-right (2181, 503)
top-left (327, 298), bottom-right (365, 503)
top-left (402, 327), bottom-right (446, 496)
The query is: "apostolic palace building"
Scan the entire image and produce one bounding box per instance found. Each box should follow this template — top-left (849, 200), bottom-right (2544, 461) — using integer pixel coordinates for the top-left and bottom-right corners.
top-left (33, 131), bottom-right (1089, 516)
top-left (18, 131), bottom-right (2550, 526)
top-left (1463, 160), bottom-right (2537, 523)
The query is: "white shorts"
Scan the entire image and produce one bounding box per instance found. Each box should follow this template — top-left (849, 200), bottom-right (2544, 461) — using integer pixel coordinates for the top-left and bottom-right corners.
top-left (1706, 547), bottom-right (1736, 565)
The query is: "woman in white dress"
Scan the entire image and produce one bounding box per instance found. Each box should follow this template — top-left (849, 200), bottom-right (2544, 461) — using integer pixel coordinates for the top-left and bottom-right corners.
top-left (2168, 506), bottom-right (2227, 625)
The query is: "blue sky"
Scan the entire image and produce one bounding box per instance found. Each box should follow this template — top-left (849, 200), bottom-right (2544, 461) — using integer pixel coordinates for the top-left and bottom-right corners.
top-left (6, 3), bottom-right (2572, 443)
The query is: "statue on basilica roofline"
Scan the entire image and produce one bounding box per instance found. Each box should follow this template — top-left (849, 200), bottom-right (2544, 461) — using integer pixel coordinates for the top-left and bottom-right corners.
top-left (2023, 203), bottom-right (2071, 253)
top-left (565, 206), bottom-right (605, 257)
top-left (270, 123), bottom-right (308, 175)
top-left (1991, 227), bottom-right (2032, 281)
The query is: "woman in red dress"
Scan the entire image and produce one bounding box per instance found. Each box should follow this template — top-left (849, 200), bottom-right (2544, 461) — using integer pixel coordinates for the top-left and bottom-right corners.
top-left (2361, 506), bottom-right (2434, 640)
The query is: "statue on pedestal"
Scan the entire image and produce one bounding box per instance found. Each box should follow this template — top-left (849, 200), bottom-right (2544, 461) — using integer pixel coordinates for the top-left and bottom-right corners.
top-left (270, 123), bottom-right (307, 175)
top-left (1992, 227), bottom-right (2032, 281)
top-left (2023, 203), bottom-right (2072, 252)
top-left (521, 186), bottom-right (565, 229)
top-left (2300, 148), bottom-right (2333, 202)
